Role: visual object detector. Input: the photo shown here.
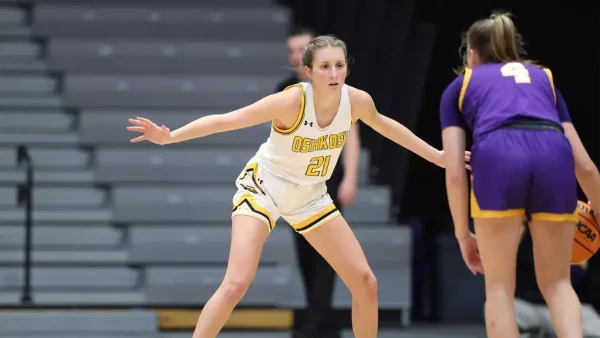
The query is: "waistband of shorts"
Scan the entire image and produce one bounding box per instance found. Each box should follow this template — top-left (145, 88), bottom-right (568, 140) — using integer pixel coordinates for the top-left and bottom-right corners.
top-left (500, 119), bottom-right (564, 133)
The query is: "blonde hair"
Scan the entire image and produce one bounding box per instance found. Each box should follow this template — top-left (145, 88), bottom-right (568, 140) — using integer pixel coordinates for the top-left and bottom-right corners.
top-left (301, 35), bottom-right (349, 68)
top-left (455, 12), bottom-right (532, 74)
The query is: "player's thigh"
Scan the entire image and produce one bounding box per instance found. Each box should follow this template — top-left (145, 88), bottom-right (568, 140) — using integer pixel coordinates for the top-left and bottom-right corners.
top-left (528, 220), bottom-right (576, 286)
top-left (471, 130), bottom-right (530, 216)
top-left (229, 180), bottom-right (280, 283)
top-left (301, 215), bottom-right (375, 293)
top-left (474, 216), bottom-right (523, 289)
top-left (528, 132), bottom-right (578, 222)
top-left (224, 215), bottom-right (270, 284)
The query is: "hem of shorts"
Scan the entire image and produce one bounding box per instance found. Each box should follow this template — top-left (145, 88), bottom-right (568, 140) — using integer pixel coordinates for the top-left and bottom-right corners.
top-left (297, 211), bottom-right (341, 235)
top-left (232, 212), bottom-right (273, 232)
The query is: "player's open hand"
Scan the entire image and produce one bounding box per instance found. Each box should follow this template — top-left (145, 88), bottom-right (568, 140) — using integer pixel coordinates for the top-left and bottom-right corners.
top-left (127, 117), bottom-right (171, 145)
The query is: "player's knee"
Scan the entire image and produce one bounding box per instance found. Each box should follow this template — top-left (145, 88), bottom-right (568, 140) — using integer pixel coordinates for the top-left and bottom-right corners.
top-left (485, 279), bottom-right (516, 295)
top-left (220, 277), bottom-right (253, 303)
top-left (535, 272), bottom-right (571, 299)
top-left (351, 270), bottom-right (377, 300)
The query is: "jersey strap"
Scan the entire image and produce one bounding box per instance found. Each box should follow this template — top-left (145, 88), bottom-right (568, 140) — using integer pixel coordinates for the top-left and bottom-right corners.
top-left (273, 83), bottom-right (306, 135)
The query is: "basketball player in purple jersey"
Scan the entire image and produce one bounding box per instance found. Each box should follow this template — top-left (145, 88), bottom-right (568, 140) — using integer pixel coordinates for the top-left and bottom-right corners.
top-left (440, 12), bottom-right (600, 338)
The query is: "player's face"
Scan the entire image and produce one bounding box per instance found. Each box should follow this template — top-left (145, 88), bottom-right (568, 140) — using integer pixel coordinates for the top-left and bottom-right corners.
top-left (287, 34), bottom-right (313, 69)
top-left (305, 47), bottom-right (347, 91)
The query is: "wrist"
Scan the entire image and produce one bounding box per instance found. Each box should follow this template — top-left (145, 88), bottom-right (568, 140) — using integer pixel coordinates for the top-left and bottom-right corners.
top-left (343, 171), bottom-right (358, 184)
top-left (455, 228), bottom-right (470, 240)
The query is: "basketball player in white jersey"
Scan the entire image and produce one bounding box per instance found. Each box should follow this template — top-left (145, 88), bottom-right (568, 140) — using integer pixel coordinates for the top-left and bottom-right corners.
top-left (128, 35), bottom-right (457, 338)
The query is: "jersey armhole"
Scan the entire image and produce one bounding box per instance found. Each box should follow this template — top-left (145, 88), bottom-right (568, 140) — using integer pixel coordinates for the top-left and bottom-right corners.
top-left (458, 68), bottom-right (472, 112)
top-left (273, 84), bottom-right (306, 135)
top-left (542, 68), bottom-right (557, 106)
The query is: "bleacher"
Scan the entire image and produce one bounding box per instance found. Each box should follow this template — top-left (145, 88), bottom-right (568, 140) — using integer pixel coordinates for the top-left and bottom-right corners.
top-left (0, 0), bottom-right (415, 336)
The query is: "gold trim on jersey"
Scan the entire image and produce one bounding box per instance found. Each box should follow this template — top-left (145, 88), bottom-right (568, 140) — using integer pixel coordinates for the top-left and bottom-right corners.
top-left (458, 68), bottom-right (472, 112)
top-left (232, 193), bottom-right (274, 230)
top-left (293, 203), bottom-right (340, 234)
top-left (542, 68), bottom-right (557, 106)
top-left (273, 84), bottom-right (306, 135)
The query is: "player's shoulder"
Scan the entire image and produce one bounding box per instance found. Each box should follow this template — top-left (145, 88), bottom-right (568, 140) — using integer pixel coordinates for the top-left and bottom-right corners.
top-left (272, 83), bottom-right (304, 108)
top-left (347, 85), bottom-right (373, 106)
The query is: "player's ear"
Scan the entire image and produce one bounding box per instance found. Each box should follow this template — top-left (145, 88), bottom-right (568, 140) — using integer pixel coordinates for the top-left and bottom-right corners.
top-left (303, 65), bottom-right (312, 81)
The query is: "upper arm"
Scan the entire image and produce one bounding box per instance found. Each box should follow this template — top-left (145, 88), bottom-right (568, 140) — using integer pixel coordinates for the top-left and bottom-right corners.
top-left (440, 75), bottom-right (468, 131)
top-left (217, 87), bottom-right (300, 132)
top-left (348, 87), bottom-right (382, 128)
top-left (555, 88), bottom-right (572, 123)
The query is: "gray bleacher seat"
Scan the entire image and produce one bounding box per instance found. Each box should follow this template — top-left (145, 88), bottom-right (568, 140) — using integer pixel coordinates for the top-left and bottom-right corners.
top-left (0, 267), bottom-right (138, 289)
top-left (144, 265), bottom-right (306, 307)
top-left (0, 209), bottom-right (112, 224)
top-left (0, 75), bottom-right (56, 93)
top-left (0, 225), bottom-right (122, 248)
top-left (95, 148), bottom-right (370, 184)
top-left (0, 290), bottom-right (146, 305)
top-left (33, 5), bottom-right (289, 40)
top-left (0, 111), bottom-right (73, 131)
top-left (0, 8), bottom-right (25, 25)
top-left (80, 111), bottom-right (270, 146)
top-left (1, 147), bottom-right (90, 169)
top-left (128, 226), bottom-right (296, 264)
top-left (64, 75), bottom-right (277, 108)
top-left (27, 187), bottom-right (107, 208)
top-left (0, 170), bottom-right (95, 184)
top-left (0, 41), bottom-right (40, 57)
top-left (0, 132), bottom-right (76, 145)
top-left (0, 250), bottom-right (128, 265)
top-left (48, 40), bottom-right (288, 75)
top-left (0, 187), bottom-right (16, 208)
top-left (0, 96), bottom-right (64, 109)
top-left (0, 310), bottom-right (157, 333)
top-left (112, 186), bottom-right (390, 223)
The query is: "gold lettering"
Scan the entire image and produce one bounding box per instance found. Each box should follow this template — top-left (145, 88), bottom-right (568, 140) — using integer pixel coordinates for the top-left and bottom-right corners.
top-left (301, 139), bottom-right (311, 153)
top-left (291, 136), bottom-right (303, 153)
top-left (318, 136), bottom-right (328, 150)
top-left (310, 139), bottom-right (318, 152)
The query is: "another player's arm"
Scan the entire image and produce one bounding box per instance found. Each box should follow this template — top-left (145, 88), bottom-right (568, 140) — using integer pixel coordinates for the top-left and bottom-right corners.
top-left (342, 122), bottom-right (361, 183)
top-left (440, 76), bottom-right (471, 240)
top-left (349, 87), bottom-right (444, 167)
top-left (556, 89), bottom-right (600, 208)
top-left (165, 88), bottom-right (302, 144)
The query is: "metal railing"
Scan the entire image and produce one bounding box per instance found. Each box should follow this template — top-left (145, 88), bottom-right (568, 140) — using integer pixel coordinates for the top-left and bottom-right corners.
top-left (16, 145), bottom-right (34, 305)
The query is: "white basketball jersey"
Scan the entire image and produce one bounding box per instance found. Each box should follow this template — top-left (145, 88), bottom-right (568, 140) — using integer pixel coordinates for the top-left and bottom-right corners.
top-left (254, 82), bottom-right (353, 186)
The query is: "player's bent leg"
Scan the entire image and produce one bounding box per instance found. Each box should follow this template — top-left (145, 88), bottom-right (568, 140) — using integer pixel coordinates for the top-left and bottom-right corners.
top-left (192, 215), bottom-right (270, 338)
top-left (529, 219), bottom-right (583, 338)
top-left (474, 216), bottom-right (523, 338)
top-left (301, 215), bottom-right (378, 338)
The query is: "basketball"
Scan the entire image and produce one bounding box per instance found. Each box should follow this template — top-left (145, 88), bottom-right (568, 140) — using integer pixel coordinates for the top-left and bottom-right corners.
top-left (572, 201), bottom-right (600, 264)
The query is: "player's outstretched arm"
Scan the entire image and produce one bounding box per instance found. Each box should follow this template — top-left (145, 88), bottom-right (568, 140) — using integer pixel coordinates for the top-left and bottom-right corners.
top-left (350, 88), bottom-right (444, 167)
top-left (127, 88), bottom-right (301, 145)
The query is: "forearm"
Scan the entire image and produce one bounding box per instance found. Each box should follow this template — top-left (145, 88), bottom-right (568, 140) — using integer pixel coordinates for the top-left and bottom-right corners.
top-left (446, 172), bottom-right (470, 239)
top-left (377, 115), bottom-right (442, 166)
top-left (576, 165), bottom-right (600, 208)
top-left (166, 115), bottom-right (225, 144)
top-left (342, 125), bottom-right (361, 182)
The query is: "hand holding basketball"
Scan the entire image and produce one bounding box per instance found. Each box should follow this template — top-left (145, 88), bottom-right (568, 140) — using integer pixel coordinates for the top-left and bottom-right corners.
top-left (458, 233), bottom-right (484, 275)
top-left (127, 117), bottom-right (171, 145)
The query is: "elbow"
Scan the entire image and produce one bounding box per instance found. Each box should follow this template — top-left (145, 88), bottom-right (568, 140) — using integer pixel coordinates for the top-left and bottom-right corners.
top-left (446, 168), bottom-right (467, 186)
top-left (576, 160), bottom-right (597, 178)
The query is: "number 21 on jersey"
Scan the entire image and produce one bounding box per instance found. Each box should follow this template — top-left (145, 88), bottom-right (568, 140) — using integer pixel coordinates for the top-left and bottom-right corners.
top-left (501, 62), bottom-right (531, 84)
top-left (305, 156), bottom-right (331, 177)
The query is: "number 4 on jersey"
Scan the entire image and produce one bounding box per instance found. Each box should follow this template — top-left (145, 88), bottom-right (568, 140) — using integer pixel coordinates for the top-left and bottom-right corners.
top-left (501, 62), bottom-right (531, 84)
top-left (305, 156), bottom-right (331, 177)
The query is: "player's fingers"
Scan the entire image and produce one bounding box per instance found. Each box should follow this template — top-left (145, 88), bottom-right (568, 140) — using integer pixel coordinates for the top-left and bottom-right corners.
top-left (137, 117), bottom-right (155, 126)
top-left (130, 135), bottom-right (146, 143)
top-left (127, 126), bottom-right (145, 132)
top-left (128, 118), bottom-right (146, 126)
